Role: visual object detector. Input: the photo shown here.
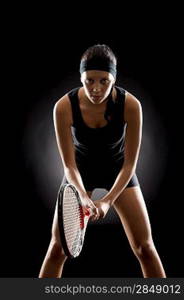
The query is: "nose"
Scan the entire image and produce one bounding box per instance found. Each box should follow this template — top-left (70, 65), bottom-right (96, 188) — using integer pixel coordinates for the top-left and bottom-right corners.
top-left (92, 85), bottom-right (101, 93)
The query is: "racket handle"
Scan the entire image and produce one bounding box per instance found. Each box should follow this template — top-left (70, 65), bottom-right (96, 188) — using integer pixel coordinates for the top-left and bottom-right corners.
top-left (80, 207), bottom-right (92, 230)
top-left (85, 209), bottom-right (90, 216)
top-left (83, 207), bottom-right (93, 217)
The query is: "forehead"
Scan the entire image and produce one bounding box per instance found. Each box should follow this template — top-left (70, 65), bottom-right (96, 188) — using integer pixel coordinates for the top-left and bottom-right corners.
top-left (82, 70), bottom-right (114, 80)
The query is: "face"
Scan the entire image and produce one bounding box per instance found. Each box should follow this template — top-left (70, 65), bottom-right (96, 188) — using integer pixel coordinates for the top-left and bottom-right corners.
top-left (81, 70), bottom-right (115, 104)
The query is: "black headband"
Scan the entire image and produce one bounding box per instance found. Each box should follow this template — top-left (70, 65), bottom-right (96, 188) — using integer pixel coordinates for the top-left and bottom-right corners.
top-left (80, 58), bottom-right (117, 78)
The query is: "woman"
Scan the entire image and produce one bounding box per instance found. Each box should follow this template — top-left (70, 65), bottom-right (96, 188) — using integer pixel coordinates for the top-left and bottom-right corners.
top-left (39, 44), bottom-right (166, 278)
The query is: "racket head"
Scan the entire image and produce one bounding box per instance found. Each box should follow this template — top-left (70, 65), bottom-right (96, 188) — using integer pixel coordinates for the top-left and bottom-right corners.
top-left (57, 183), bottom-right (89, 258)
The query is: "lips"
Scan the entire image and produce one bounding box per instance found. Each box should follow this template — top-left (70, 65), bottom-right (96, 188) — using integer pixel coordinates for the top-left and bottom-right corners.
top-left (91, 95), bottom-right (101, 98)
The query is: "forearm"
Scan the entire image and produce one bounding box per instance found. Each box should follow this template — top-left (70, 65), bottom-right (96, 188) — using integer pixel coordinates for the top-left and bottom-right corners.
top-left (64, 166), bottom-right (87, 198)
top-left (64, 165), bottom-right (99, 216)
top-left (101, 165), bottom-right (135, 205)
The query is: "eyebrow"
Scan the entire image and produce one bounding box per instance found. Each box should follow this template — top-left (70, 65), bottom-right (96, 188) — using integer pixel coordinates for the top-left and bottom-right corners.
top-left (86, 77), bottom-right (109, 80)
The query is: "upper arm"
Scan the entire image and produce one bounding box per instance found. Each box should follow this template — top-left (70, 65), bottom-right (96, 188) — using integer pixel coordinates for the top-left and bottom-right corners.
top-left (123, 92), bottom-right (143, 170)
top-left (53, 95), bottom-right (76, 169)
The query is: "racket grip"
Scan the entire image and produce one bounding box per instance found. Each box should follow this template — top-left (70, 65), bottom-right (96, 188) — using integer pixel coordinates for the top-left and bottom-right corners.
top-left (85, 208), bottom-right (93, 216)
top-left (82, 207), bottom-right (92, 216)
top-left (80, 207), bottom-right (92, 229)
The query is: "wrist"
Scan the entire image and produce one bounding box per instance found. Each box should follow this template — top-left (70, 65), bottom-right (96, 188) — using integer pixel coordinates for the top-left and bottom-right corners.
top-left (79, 190), bottom-right (90, 200)
top-left (100, 195), bottom-right (113, 206)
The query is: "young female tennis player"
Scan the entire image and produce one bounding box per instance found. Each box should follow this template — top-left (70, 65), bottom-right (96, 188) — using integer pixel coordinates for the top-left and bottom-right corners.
top-left (39, 44), bottom-right (166, 278)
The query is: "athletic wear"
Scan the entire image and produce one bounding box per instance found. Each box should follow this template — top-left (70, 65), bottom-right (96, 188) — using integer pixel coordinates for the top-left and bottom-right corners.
top-left (62, 86), bottom-right (139, 191)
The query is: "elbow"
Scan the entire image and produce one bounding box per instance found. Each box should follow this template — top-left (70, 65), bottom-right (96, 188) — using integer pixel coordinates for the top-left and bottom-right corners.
top-left (123, 152), bottom-right (140, 175)
top-left (63, 162), bottom-right (77, 173)
top-left (123, 161), bottom-right (137, 176)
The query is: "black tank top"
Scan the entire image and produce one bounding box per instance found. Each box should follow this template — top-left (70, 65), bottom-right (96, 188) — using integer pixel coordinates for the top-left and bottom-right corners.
top-left (68, 86), bottom-right (126, 169)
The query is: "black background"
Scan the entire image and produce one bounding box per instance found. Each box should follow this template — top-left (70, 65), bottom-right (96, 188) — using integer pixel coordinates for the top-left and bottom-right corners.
top-left (1, 5), bottom-right (183, 278)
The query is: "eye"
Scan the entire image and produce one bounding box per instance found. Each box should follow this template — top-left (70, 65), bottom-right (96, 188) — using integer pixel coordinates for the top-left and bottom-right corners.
top-left (85, 78), bottom-right (94, 84)
top-left (101, 79), bottom-right (110, 84)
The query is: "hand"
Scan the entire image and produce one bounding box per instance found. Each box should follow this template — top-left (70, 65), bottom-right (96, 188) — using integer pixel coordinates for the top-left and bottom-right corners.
top-left (80, 195), bottom-right (99, 220)
top-left (93, 199), bottom-right (111, 219)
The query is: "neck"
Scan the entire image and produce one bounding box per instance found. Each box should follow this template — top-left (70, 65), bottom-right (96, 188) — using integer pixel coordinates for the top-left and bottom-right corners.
top-left (80, 86), bottom-right (116, 107)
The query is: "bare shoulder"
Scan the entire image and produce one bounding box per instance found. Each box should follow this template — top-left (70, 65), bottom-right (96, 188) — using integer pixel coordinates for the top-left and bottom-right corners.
top-left (54, 93), bottom-right (71, 113)
top-left (53, 93), bottom-right (73, 125)
top-left (125, 91), bottom-right (142, 111)
top-left (124, 91), bottom-right (142, 122)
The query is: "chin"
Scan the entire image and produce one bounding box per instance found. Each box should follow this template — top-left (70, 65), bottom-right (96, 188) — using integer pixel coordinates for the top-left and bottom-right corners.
top-left (92, 97), bottom-right (106, 104)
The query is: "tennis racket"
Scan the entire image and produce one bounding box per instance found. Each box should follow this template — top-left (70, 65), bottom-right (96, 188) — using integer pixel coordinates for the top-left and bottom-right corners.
top-left (57, 183), bottom-right (92, 258)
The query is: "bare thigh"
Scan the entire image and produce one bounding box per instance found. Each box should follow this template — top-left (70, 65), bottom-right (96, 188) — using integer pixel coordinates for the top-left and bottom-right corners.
top-left (113, 186), bottom-right (153, 249)
top-left (52, 190), bottom-right (93, 244)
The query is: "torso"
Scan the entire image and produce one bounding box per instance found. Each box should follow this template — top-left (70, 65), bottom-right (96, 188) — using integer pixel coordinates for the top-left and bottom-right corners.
top-left (67, 85), bottom-right (126, 160)
top-left (77, 87), bottom-right (117, 129)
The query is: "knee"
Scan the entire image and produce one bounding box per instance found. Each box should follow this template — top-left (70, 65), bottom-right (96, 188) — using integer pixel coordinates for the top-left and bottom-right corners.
top-left (131, 240), bottom-right (156, 260)
top-left (48, 239), bottom-right (67, 262)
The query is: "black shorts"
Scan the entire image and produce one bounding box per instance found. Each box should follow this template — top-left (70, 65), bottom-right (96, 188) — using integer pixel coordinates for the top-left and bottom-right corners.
top-left (61, 171), bottom-right (139, 192)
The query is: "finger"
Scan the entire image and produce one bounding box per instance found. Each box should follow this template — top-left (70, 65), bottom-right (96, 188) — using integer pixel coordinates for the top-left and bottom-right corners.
top-left (87, 208), bottom-right (98, 221)
top-left (83, 206), bottom-right (97, 219)
top-left (92, 208), bottom-right (101, 221)
top-left (88, 205), bottom-right (97, 215)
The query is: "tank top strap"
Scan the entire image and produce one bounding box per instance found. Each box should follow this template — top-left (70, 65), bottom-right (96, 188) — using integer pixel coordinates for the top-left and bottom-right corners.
top-left (67, 87), bottom-right (82, 127)
top-left (114, 86), bottom-right (126, 124)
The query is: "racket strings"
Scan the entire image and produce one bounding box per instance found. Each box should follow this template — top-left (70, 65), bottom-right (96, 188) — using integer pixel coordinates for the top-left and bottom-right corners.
top-left (63, 187), bottom-right (84, 255)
